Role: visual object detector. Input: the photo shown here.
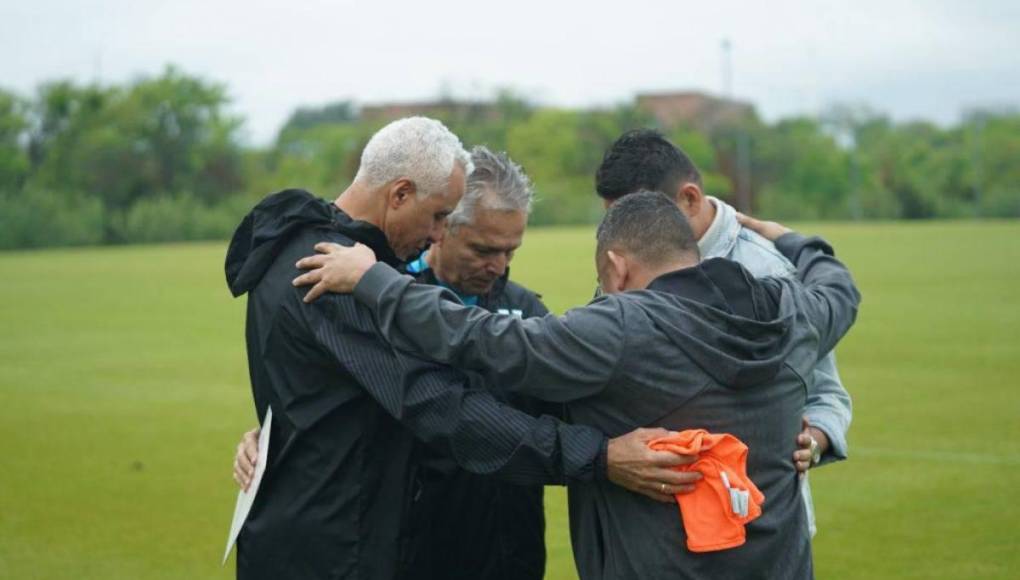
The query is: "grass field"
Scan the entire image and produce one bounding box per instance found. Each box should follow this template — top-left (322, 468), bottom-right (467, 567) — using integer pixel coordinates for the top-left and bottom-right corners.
top-left (1, 221), bottom-right (1018, 579)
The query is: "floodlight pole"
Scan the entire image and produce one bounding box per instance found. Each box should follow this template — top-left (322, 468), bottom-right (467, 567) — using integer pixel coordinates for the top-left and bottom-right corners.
top-left (722, 38), bottom-right (752, 213)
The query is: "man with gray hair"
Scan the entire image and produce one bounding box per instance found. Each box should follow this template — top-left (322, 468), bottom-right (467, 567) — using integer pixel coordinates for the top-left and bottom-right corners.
top-left (389, 145), bottom-right (551, 580)
top-left (407, 145), bottom-right (535, 298)
top-left (225, 119), bottom-right (694, 579)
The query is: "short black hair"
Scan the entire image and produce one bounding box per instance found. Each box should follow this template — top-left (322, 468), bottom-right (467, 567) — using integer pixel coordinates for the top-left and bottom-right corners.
top-left (595, 129), bottom-right (702, 202)
top-left (596, 190), bottom-right (700, 267)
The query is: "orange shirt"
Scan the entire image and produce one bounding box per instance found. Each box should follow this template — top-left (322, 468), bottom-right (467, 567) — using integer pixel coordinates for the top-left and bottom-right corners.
top-left (649, 430), bottom-right (765, 552)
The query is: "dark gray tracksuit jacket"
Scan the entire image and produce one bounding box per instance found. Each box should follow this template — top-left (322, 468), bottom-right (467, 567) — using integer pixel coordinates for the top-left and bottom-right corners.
top-left (347, 234), bottom-right (861, 580)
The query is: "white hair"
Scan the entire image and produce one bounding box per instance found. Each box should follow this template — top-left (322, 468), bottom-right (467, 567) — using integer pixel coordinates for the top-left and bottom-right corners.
top-left (354, 116), bottom-right (472, 197)
top-left (447, 146), bottom-right (533, 232)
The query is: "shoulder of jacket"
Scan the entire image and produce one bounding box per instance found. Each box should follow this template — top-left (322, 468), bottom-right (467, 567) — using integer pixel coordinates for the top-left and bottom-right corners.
top-left (314, 228), bottom-right (356, 244)
top-left (734, 229), bottom-right (796, 277)
top-left (497, 279), bottom-right (547, 314)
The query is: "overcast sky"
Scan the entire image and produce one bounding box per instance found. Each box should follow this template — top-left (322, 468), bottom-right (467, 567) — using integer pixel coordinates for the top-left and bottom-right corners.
top-left (3, 0), bottom-right (1018, 144)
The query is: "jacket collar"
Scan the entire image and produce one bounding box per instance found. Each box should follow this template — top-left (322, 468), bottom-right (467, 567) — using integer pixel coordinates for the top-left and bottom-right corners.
top-left (331, 207), bottom-right (402, 268)
top-left (406, 249), bottom-right (509, 306)
top-left (645, 258), bottom-right (759, 320)
top-left (697, 196), bottom-right (741, 260)
top-left (225, 188), bottom-right (401, 297)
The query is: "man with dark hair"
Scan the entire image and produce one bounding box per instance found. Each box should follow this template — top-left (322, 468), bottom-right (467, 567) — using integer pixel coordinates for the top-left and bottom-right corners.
top-left (290, 191), bottom-right (861, 578)
top-left (595, 129), bottom-right (704, 199)
top-left (595, 129), bottom-right (853, 535)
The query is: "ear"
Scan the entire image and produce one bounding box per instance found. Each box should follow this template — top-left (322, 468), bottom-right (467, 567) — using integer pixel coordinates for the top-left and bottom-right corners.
top-left (606, 250), bottom-right (630, 293)
top-left (387, 179), bottom-right (418, 210)
top-left (675, 182), bottom-right (704, 217)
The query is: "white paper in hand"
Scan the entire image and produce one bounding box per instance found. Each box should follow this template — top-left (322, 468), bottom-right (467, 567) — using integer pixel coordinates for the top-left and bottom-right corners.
top-left (223, 406), bottom-right (272, 565)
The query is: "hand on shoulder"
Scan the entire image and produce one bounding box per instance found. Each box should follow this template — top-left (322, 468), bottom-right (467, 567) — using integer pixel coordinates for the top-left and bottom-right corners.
top-left (735, 213), bottom-right (792, 242)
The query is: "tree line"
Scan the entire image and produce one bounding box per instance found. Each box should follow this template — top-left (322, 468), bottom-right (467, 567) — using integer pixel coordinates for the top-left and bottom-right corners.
top-left (1, 66), bottom-right (1017, 249)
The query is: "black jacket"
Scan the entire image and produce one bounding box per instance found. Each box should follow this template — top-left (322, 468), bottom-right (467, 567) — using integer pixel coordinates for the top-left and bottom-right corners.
top-left (347, 234), bottom-right (861, 579)
top-left (403, 265), bottom-right (553, 580)
top-left (224, 189), bottom-right (606, 580)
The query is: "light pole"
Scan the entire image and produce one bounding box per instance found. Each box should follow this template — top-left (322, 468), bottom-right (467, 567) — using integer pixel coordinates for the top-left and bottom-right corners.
top-left (722, 38), bottom-right (752, 213)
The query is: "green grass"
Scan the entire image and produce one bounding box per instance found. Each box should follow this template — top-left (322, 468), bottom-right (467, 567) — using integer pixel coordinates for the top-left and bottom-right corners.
top-left (1, 221), bottom-right (1018, 579)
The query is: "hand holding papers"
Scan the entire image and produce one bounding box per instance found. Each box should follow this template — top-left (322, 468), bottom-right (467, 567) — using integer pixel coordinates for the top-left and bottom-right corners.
top-left (223, 407), bottom-right (272, 564)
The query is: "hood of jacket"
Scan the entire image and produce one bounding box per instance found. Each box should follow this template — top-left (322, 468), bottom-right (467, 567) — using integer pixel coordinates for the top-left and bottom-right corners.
top-left (629, 258), bottom-right (795, 389)
top-left (225, 189), bottom-right (399, 297)
top-left (698, 196), bottom-right (742, 260)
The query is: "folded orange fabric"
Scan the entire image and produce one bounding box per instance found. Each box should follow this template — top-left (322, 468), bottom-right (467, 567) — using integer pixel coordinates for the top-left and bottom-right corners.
top-left (649, 429), bottom-right (765, 552)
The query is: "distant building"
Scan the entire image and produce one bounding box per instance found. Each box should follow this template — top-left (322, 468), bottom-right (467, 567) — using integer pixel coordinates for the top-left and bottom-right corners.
top-left (360, 100), bottom-right (502, 122)
top-left (636, 91), bottom-right (757, 132)
top-left (358, 91), bottom-right (755, 132)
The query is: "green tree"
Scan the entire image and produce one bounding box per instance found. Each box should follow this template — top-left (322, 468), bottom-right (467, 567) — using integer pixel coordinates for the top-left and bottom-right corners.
top-left (960, 110), bottom-right (1020, 217)
top-left (858, 121), bottom-right (962, 219)
top-left (752, 117), bottom-right (851, 219)
top-left (280, 100), bottom-right (358, 133)
top-left (505, 106), bottom-right (650, 224)
top-left (669, 126), bottom-right (731, 198)
top-left (28, 68), bottom-right (244, 211)
top-left (265, 122), bottom-right (371, 195)
top-left (0, 88), bottom-right (29, 191)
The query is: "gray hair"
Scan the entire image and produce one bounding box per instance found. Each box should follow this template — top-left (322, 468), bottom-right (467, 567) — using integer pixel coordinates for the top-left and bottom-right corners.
top-left (447, 146), bottom-right (533, 232)
top-left (354, 116), bottom-right (472, 197)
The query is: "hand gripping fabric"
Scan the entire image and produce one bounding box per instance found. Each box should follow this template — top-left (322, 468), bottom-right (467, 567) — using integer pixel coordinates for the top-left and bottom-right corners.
top-left (649, 430), bottom-right (765, 552)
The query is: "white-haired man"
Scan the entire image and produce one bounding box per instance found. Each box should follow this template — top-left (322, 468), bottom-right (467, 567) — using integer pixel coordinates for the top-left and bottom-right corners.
top-left (224, 119), bottom-right (695, 580)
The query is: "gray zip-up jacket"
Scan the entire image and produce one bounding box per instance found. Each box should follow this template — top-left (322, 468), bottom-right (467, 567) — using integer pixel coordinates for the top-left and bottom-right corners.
top-left (348, 234), bottom-right (861, 580)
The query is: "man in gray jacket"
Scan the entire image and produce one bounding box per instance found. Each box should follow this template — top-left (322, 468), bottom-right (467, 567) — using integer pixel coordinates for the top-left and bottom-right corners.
top-left (293, 191), bottom-right (861, 579)
top-left (595, 129), bottom-right (853, 535)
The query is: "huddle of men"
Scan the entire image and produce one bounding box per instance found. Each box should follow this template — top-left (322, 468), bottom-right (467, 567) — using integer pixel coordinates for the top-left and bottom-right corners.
top-left (225, 118), bottom-right (860, 579)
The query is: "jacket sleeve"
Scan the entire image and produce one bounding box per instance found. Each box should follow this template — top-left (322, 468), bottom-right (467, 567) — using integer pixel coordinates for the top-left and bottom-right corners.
top-left (304, 292), bottom-right (607, 485)
top-left (773, 233), bottom-right (862, 357)
top-left (805, 351), bottom-right (852, 465)
top-left (507, 288), bottom-right (569, 421)
top-left (352, 262), bottom-right (627, 403)
top-left (521, 289), bottom-right (551, 318)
